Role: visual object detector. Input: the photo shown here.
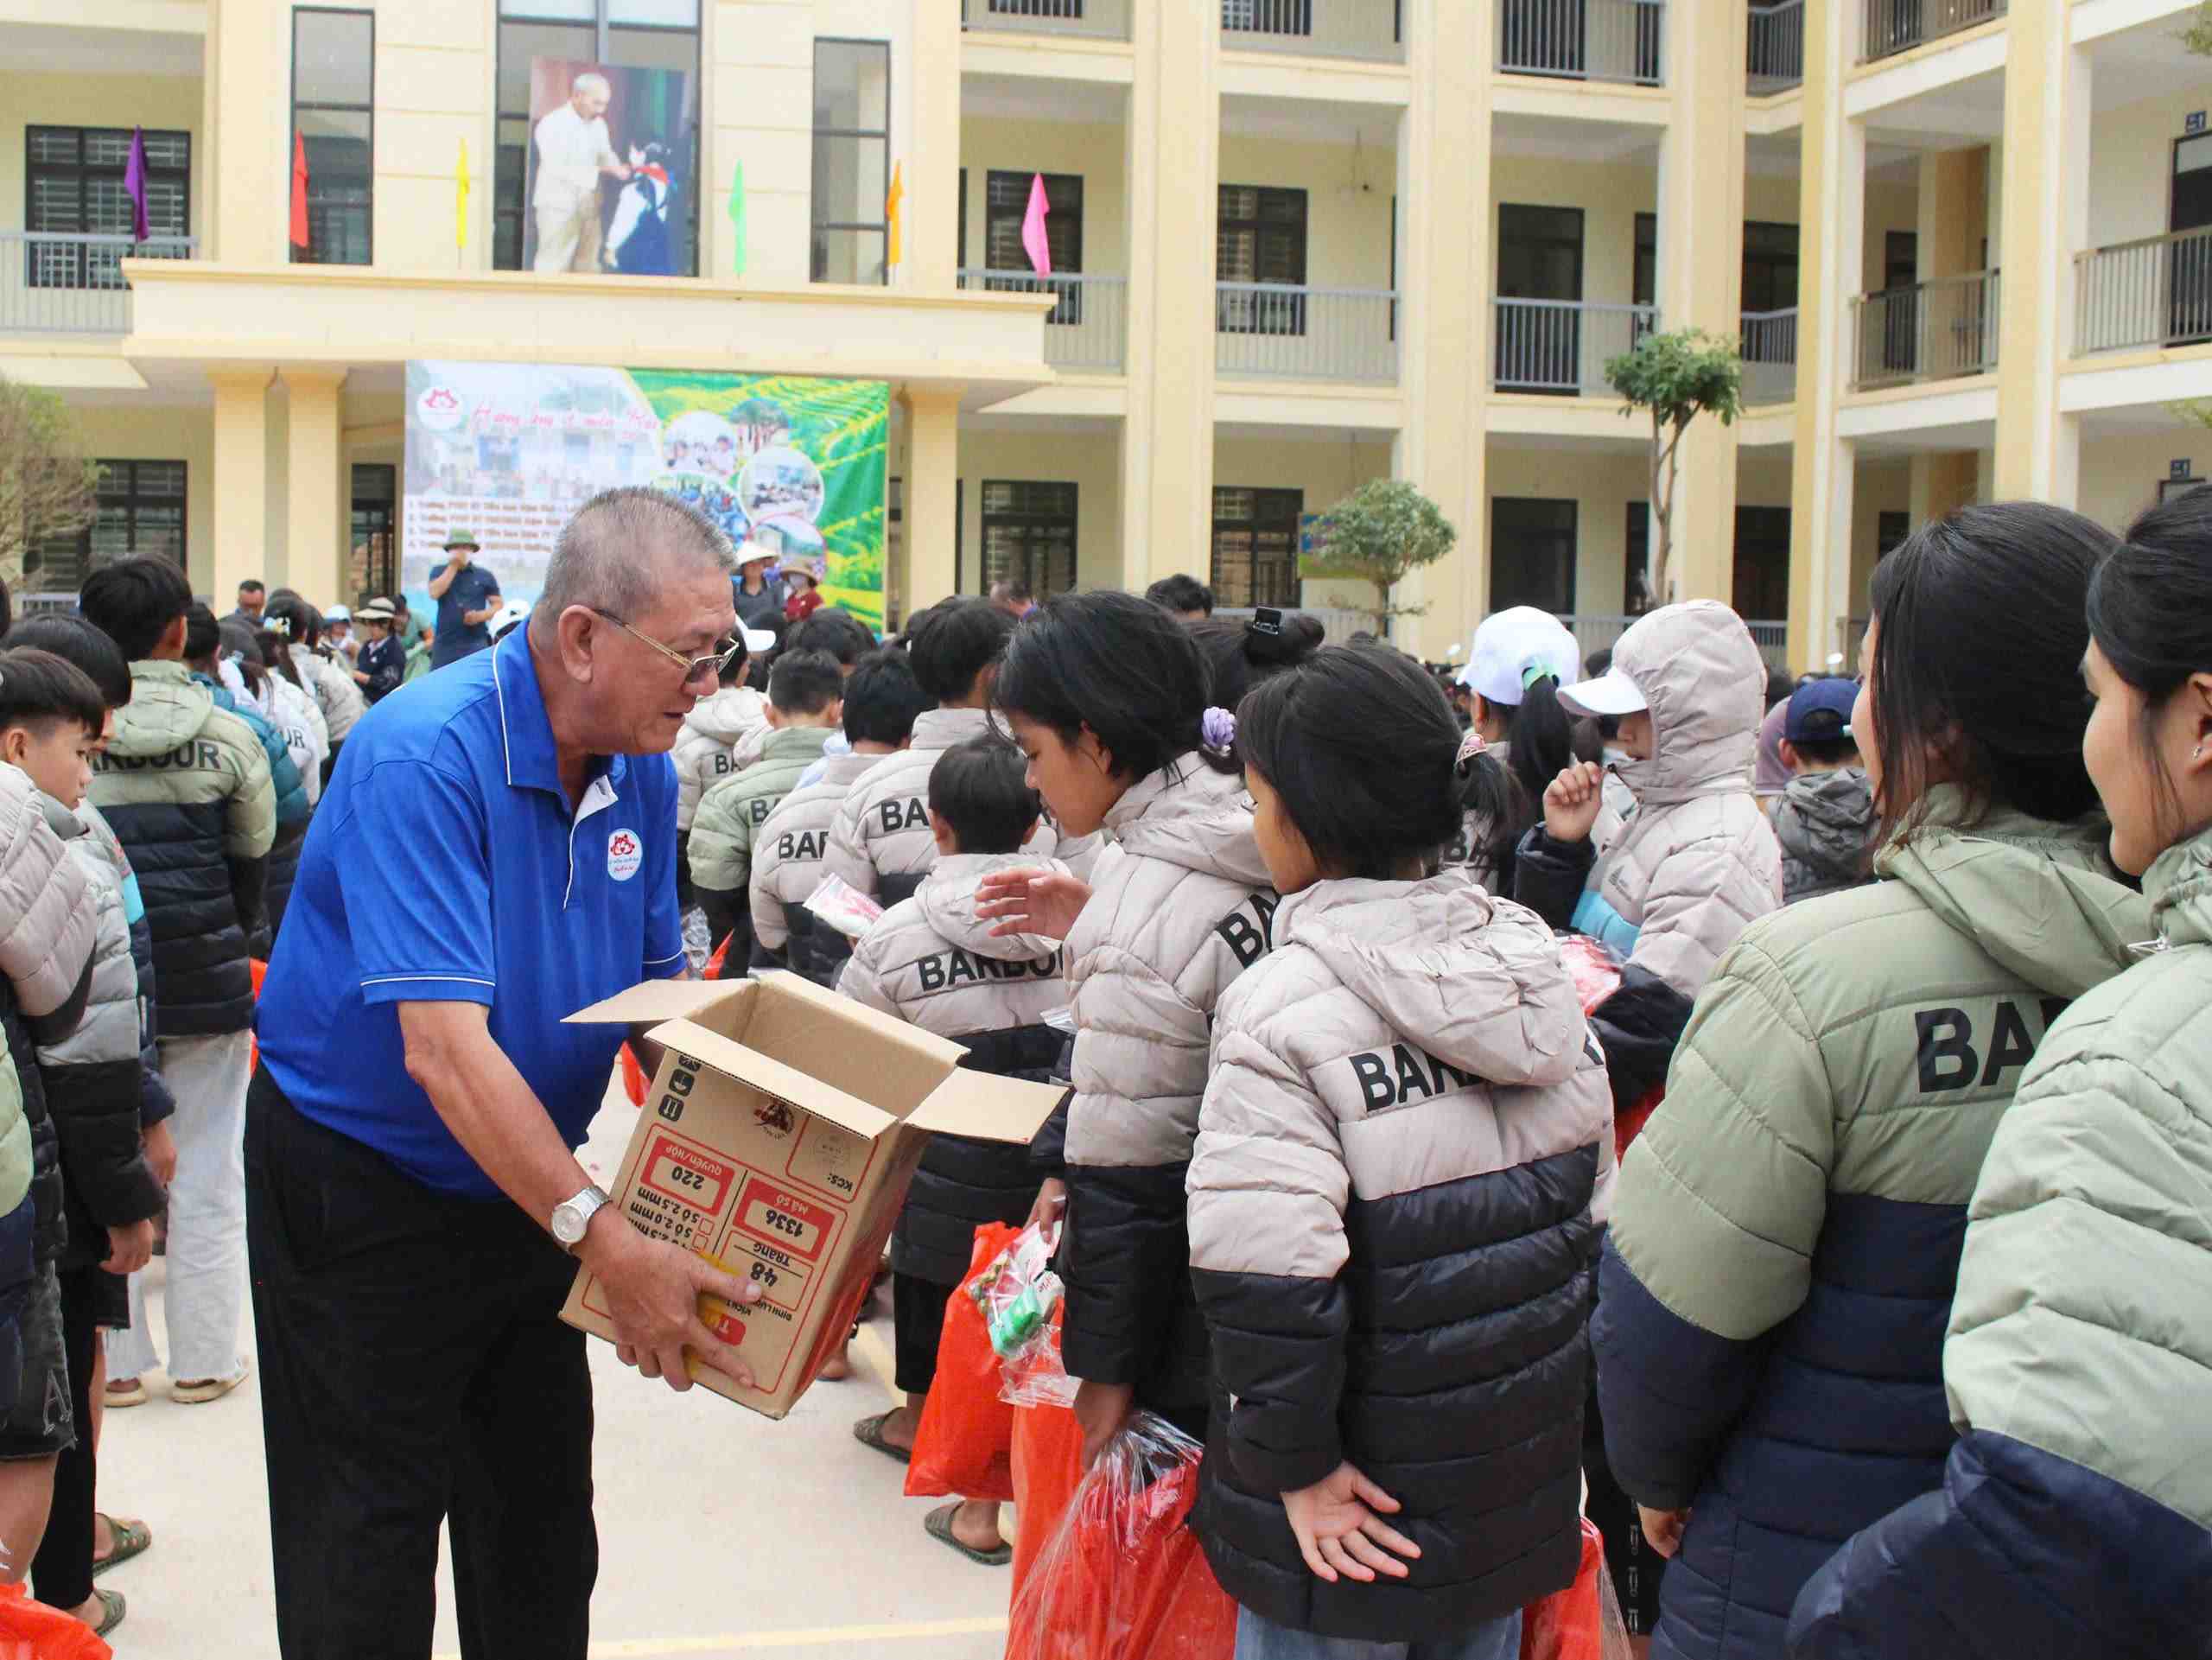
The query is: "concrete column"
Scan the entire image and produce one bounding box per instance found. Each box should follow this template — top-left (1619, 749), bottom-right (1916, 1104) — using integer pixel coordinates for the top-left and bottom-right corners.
top-left (283, 368), bottom-right (348, 604)
top-left (1656, 0), bottom-right (1748, 607)
top-left (904, 0), bottom-right (962, 292)
top-left (1993, 8), bottom-right (2087, 500)
top-left (208, 368), bottom-right (274, 604)
top-left (1908, 449), bottom-right (1978, 524)
top-left (1389, 0), bottom-right (1489, 658)
top-left (1120, 0), bottom-right (1219, 594)
top-left (900, 388), bottom-right (961, 614)
top-left (1787, 0), bottom-right (1866, 672)
top-left (1916, 147), bottom-right (1988, 283)
top-left (204, 0), bottom-right (288, 266)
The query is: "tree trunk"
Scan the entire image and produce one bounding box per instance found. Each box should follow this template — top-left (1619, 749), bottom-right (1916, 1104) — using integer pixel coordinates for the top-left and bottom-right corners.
top-left (1648, 410), bottom-right (1669, 603)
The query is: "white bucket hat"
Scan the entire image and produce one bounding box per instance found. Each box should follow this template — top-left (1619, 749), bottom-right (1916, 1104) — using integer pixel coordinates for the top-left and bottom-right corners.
top-left (1458, 607), bottom-right (1581, 706)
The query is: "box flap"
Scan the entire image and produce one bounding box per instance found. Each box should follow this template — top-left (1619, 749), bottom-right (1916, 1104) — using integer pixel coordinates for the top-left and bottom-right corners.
top-left (647, 1016), bottom-right (899, 1142)
top-left (563, 977), bottom-right (753, 1027)
top-left (907, 1070), bottom-right (1069, 1144)
top-left (741, 972), bottom-right (968, 1116)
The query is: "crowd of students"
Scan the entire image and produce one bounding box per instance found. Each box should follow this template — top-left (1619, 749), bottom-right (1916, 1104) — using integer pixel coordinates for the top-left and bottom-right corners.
top-left (665, 493), bottom-right (2209, 1660)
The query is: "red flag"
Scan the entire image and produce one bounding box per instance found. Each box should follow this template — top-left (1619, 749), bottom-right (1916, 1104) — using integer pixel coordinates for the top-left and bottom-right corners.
top-left (289, 131), bottom-right (310, 251)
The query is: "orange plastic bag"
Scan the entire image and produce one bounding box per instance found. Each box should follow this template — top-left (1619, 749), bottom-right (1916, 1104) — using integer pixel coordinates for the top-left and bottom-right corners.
top-left (905, 1223), bottom-right (1024, 1503)
top-left (0, 1580), bottom-right (112, 1659)
top-left (1009, 1362), bottom-right (1084, 1606)
top-left (1006, 1413), bottom-right (1237, 1660)
top-left (618, 937), bottom-right (735, 1105)
top-left (1522, 1517), bottom-right (1633, 1660)
top-left (249, 957), bottom-right (267, 1072)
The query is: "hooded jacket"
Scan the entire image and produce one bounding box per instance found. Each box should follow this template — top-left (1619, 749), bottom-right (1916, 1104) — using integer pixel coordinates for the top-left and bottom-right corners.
top-left (1774, 767), bottom-right (1876, 905)
top-left (674, 685), bottom-right (768, 835)
top-left (1058, 757), bottom-right (1278, 1429)
top-left (89, 661), bottom-right (277, 1038)
top-left (197, 671), bottom-right (311, 950)
top-left (246, 670), bottom-right (328, 809)
top-left (1590, 792), bottom-right (2148, 1660)
top-left (73, 804), bottom-right (174, 1137)
top-left (1189, 874), bottom-right (1613, 1641)
top-left (291, 643), bottom-right (365, 747)
top-left (1515, 602), bottom-right (1783, 1105)
top-left (1789, 819), bottom-right (2212, 1660)
top-left (823, 708), bottom-right (1086, 906)
top-left (838, 853), bottom-right (1068, 1286)
top-left (749, 749), bottom-right (883, 985)
top-left (689, 726), bottom-right (835, 951)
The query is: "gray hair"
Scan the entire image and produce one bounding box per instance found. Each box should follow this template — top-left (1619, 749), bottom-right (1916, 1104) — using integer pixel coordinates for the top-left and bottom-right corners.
top-left (572, 71), bottom-right (612, 99)
top-left (534, 487), bottom-right (734, 635)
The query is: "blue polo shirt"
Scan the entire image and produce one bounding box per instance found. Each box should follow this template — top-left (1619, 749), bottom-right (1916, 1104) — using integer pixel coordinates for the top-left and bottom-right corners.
top-left (258, 626), bottom-right (685, 1198)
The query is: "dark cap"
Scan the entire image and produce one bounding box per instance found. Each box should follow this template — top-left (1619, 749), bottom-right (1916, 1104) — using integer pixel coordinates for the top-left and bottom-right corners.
top-left (1785, 677), bottom-right (1858, 745)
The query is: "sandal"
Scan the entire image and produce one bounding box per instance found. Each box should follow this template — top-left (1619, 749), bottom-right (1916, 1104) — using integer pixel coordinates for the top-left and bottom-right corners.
top-left (91, 1588), bottom-right (125, 1638)
top-left (92, 1515), bottom-right (151, 1578)
top-left (851, 1411), bottom-right (911, 1466)
top-left (171, 1368), bottom-right (248, 1405)
top-left (103, 1377), bottom-right (147, 1409)
top-left (924, 1503), bottom-right (1012, 1567)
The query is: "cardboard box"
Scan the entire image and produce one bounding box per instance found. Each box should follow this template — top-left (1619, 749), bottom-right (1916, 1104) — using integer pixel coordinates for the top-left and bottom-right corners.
top-left (561, 970), bottom-right (1066, 1418)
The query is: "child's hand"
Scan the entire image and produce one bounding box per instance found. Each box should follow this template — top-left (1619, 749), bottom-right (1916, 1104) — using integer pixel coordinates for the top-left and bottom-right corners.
top-left (1027, 1177), bottom-right (1066, 1234)
top-left (143, 1120), bottom-right (178, 1187)
top-left (1072, 1378), bottom-right (1134, 1472)
top-left (1281, 1462), bottom-right (1421, 1584)
top-left (1639, 1504), bottom-right (1690, 1559)
top-left (1541, 760), bottom-right (1608, 845)
top-left (104, 1218), bottom-right (155, 1276)
top-left (975, 868), bottom-right (1092, 943)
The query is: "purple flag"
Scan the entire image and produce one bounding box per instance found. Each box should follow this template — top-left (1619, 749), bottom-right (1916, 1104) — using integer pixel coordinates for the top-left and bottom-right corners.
top-left (124, 127), bottom-right (150, 243)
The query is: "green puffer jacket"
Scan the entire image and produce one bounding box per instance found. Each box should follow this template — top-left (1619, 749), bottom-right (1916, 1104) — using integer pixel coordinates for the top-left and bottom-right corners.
top-left (688, 726), bottom-right (835, 944)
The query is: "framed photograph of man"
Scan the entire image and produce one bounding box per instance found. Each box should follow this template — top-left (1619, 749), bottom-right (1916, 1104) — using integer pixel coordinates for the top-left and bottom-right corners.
top-left (524, 57), bottom-right (695, 277)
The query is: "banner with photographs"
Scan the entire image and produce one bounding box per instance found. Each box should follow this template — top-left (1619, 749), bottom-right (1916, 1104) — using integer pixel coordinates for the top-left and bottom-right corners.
top-left (402, 361), bottom-right (891, 632)
top-left (524, 57), bottom-right (693, 277)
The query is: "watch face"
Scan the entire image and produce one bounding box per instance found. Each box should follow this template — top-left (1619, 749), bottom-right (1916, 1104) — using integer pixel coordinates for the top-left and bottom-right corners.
top-left (552, 1202), bottom-right (586, 1244)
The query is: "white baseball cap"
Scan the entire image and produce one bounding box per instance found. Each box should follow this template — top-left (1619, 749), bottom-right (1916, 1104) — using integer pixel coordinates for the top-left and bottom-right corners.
top-left (1559, 661), bottom-right (1649, 717)
top-left (740, 626), bottom-right (777, 655)
top-left (324, 605), bottom-right (352, 623)
top-left (488, 601), bottom-right (531, 635)
top-left (1458, 608), bottom-right (1581, 706)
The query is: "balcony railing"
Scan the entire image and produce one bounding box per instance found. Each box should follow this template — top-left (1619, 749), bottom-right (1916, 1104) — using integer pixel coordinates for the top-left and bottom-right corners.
top-left (1564, 614), bottom-right (1791, 671)
top-left (2075, 225), bottom-right (2212, 357)
top-left (1861, 0), bottom-right (2005, 64)
top-left (1220, 0), bottom-right (1406, 63)
top-left (1, 232), bottom-right (195, 334)
top-left (1215, 283), bottom-right (1399, 382)
top-left (1493, 298), bottom-right (1658, 395)
top-left (1748, 0), bottom-right (1804, 91)
top-left (1742, 308), bottom-right (1798, 405)
top-left (958, 0), bottom-right (1131, 41)
top-left (1497, 0), bottom-right (1667, 87)
top-left (1852, 270), bottom-right (1999, 390)
top-left (957, 270), bottom-right (1128, 372)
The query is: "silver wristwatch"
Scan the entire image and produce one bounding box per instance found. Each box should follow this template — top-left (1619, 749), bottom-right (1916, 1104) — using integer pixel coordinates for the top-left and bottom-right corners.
top-left (550, 1183), bottom-right (613, 1253)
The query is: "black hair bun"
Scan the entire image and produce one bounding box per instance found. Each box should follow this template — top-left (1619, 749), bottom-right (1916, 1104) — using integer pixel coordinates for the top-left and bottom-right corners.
top-left (1244, 611), bottom-right (1324, 666)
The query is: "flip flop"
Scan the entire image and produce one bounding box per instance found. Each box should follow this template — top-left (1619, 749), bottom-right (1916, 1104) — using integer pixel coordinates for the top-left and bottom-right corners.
top-left (92, 1515), bottom-right (151, 1578)
top-left (851, 1411), bottom-right (911, 1465)
top-left (92, 1588), bottom-right (125, 1637)
top-left (924, 1503), bottom-right (1012, 1567)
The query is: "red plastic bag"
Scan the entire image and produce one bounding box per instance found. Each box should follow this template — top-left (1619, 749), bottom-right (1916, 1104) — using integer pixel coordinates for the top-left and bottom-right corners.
top-left (0, 1580), bottom-right (111, 1659)
top-left (1009, 1338), bottom-right (1084, 1606)
top-left (1554, 936), bottom-right (1663, 1157)
top-left (249, 957), bottom-right (267, 1072)
top-left (1006, 1413), bottom-right (1237, 1660)
top-left (617, 935), bottom-right (735, 1105)
top-left (1522, 1517), bottom-right (1633, 1660)
top-left (906, 1223), bottom-right (1024, 1503)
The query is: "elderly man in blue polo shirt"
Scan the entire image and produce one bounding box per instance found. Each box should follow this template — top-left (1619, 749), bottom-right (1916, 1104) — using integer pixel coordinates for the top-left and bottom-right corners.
top-left (250, 487), bottom-right (765, 1660)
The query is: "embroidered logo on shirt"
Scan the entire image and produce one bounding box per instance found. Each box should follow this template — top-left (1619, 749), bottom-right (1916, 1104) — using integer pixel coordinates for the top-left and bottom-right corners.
top-left (607, 829), bottom-right (644, 882)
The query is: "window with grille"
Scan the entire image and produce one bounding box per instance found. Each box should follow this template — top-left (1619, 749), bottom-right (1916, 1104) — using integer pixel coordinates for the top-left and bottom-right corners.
top-left (1624, 499), bottom-right (1651, 614)
top-left (27, 461), bottom-right (187, 594)
top-left (1217, 185), bottom-right (1307, 336)
top-left (1743, 220), bottom-right (1800, 313)
top-left (979, 480), bottom-right (1077, 599)
top-left (991, 0), bottom-right (1084, 14)
top-left (25, 128), bottom-right (190, 290)
top-left (351, 462), bottom-right (397, 602)
top-left (292, 9), bottom-right (376, 265)
top-left (1223, 0), bottom-right (1311, 34)
top-left (984, 171), bottom-right (1083, 321)
top-left (1490, 497), bottom-right (1576, 614)
top-left (1211, 487), bottom-right (1302, 608)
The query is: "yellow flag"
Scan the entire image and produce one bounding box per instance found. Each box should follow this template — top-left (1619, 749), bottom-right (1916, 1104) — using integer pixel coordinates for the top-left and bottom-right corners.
top-left (456, 138), bottom-right (471, 252)
top-left (886, 161), bottom-right (904, 269)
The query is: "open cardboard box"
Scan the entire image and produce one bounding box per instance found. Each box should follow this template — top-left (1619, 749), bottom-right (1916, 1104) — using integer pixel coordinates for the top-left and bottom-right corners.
top-left (562, 970), bottom-right (1066, 1418)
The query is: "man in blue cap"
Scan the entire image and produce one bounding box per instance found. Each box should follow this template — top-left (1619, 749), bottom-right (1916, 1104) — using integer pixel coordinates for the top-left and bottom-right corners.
top-left (1773, 675), bottom-right (1876, 903)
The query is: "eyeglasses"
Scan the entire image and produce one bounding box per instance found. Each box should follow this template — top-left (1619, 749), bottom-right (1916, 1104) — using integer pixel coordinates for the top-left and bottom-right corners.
top-left (591, 609), bottom-right (743, 684)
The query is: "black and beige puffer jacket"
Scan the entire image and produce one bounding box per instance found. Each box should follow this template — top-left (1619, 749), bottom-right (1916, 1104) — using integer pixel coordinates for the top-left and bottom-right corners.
top-left (837, 852), bottom-right (1067, 1286)
top-left (1055, 757), bottom-right (1277, 1432)
top-left (749, 749), bottom-right (884, 984)
top-left (1188, 873), bottom-right (1612, 1642)
top-left (88, 661), bottom-right (276, 1038)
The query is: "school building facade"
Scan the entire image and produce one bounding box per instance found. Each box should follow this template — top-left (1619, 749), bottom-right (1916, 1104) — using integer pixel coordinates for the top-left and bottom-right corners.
top-left (1, 0), bottom-right (2207, 668)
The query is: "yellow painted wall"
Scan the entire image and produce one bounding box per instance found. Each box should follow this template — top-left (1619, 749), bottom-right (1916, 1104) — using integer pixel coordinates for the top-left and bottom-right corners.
top-left (957, 423), bottom-right (1125, 594)
top-left (1484, 444), bottom-right (1649, 617)
top-left (1862, 179), bottom-right (1920, 294)
top-left (958, 118), bottom-right (1130, 273)
top-left (2078, 430), bottom-right (2212, 537)
top-left (1488, 155), bottom-right (1656, 306)
top-left (1214, 431), bottom-right (1391, 613)
top-left (1217, 132), bottom-right (1395, 291)
top-left (0, 72), bottom-right (205, 233)
top-left (51, 403), bottom-right (218, 596)
top-left (1845, 456), bottom-right (1912, 633)
top-left (2087, 86), bottom-right (2209, 250)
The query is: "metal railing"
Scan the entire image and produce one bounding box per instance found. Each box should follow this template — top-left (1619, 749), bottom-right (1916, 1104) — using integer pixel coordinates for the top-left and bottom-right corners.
top-left (1748, 0), bottom-right (1804, 90)
top-left (1852, 270), bottom-right (2000, 389)
top-left (1861, 0), bottom-right (2004, 63)
top-left (1493, 298), bottom-right (1658, 394)
top-left (1220, 0), bottom-right (1406, 62)
top-left (1216, 604), bottom-right (1374, 640)
top-left (958, 0), bottom-right (1131, 41)
top-left (1215, 283), bottom-right (1399, 382)
top-left (1742, 308), bottom-right (1798, 405)
top-left (1562, 614), bottom-right (1792, 671)
top-left (0, 232), bottom-right (195, 334)
top-left (2075, 225), bottom-right (2212, 357)
top-left (957, 270), bottom-right (1128, 372)
top-left (1497, 0), bottom-right (1667, 86)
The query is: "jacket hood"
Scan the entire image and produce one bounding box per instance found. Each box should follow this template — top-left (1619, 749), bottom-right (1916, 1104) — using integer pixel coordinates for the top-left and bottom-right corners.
top-left (2145, 821), bottom-right (2212, 951)
top-left (1874, 787), bottom-right (2149, 999)
top-left (911, 706), bottom-right (993, 753)
top-left (819, 748), bottom-right (888, 789)
top-left (917, 852), bottom-right (1070, 961)
top-left (683, 685), bottom-right (766, 747)
top-left (1106, 755), bottom-right (1273, 888)
top-left (1775, 767), bottom-right (1877, 880)
top-left (758, 725), bottom-right (834, 766)
top-left (111, 662), bottom-right (214, 759)
top-left (1272, 872), bottom-right (1587, 1087)
top-left (1610, 601), bottom-right (1766, 804)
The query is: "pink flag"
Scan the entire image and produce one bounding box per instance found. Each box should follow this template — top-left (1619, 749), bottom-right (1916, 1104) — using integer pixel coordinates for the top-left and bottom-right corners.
top-left (1020, 173), bottom-right (1052, 277)
top-left (124, 127), bottom-right (150, 244)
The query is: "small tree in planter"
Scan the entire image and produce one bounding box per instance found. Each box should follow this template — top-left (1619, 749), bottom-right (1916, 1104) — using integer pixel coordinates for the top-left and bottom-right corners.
top-left (1307, 478), bottom-right (1458, 639)
top-left (0, 374), bottom-right (97, 586)
top-left (1605, 328), bottom-right (1743, 607)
